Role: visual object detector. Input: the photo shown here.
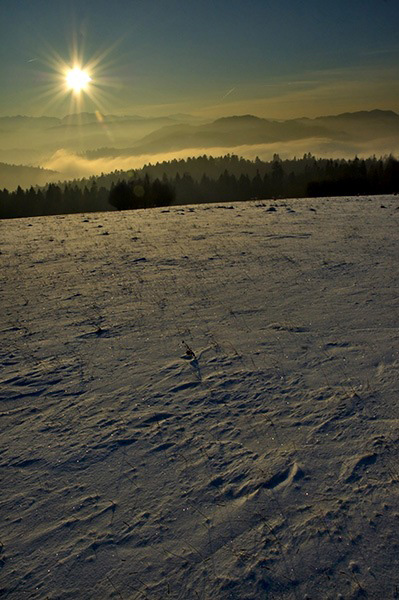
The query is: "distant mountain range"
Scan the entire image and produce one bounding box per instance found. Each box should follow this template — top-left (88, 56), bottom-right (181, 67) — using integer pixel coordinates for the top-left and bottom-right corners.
top-left (0, 109), bottom-right (398, 190)
top-left (83, 109), bottom-right (399, 158)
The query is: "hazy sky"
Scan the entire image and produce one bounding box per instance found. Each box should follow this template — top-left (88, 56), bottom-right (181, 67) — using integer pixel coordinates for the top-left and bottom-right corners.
top-left (1, 0), bottom-right (398, 119)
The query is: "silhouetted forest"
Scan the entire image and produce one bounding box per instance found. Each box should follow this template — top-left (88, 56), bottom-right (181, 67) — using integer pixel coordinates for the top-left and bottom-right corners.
top-left (109, 176), bottom-right (174, 210)
top-left (0, 154), bottom-right (398, 218)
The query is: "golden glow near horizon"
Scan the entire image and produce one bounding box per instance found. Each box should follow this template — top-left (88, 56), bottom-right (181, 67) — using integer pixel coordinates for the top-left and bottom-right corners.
top-left (65, 67), bottom-right (92, 93)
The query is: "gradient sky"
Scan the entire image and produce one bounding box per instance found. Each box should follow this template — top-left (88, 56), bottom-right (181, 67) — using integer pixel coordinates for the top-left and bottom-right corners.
top-left (1, 0), bottom-right (398, 119)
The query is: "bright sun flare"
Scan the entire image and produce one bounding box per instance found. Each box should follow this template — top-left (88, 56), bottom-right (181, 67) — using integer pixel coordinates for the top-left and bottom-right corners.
top-left (65, 67), bottom-right (91, 93)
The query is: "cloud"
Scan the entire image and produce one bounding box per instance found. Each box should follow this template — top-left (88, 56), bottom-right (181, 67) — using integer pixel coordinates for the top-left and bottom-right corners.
top-left (42, 136), bottom-right (399, 183)
top-left (170, 65), bottom-right (396, 121)
top-left (99, 66), bottom-right (399, 122)
top-left (40, 148), bottom-right (163, 180)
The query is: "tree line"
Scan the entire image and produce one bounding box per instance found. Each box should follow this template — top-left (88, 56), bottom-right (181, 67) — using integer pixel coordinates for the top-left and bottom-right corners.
top-left (0, 177), bottom-right (175, 219)
top-left (0, 154), bottom-right (398, 218)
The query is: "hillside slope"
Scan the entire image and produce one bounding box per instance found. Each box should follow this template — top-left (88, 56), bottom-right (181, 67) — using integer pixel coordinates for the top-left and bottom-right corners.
top-left (0, 162), bottom-right (60, 191)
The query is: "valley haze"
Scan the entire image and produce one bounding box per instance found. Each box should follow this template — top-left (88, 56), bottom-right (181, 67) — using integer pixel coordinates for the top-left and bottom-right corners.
top-left (1, 109), bottom-right (399, 190)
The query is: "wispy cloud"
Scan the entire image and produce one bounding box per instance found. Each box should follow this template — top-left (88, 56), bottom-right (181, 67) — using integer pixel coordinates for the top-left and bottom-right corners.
top-left (221, 87), bottom-right (236, 100)
top-left (195, 69), bottom-right (399, 120)
top-left (114, 66), bottom-right (399, 122)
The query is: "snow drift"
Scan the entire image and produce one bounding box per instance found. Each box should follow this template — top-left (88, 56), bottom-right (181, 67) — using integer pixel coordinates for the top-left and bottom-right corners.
top-left (1, 196), bottom-right (398, 599)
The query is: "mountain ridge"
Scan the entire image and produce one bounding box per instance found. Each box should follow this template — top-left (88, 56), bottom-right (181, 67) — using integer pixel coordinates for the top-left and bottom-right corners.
top-left (1, 108), bottom-right (397, 127)
top-left (83, 109), bottom-right (399, 159)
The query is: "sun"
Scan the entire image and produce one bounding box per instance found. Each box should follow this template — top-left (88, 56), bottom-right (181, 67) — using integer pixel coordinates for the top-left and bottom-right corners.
top-left (65, 67), bottom-right (92, 93)
top-left (35, 41), bottom-right (118, 116)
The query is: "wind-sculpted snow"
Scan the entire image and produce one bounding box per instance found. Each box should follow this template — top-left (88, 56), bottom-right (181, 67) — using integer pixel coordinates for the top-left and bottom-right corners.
top-left (1, 196), bottom-right (399, 599)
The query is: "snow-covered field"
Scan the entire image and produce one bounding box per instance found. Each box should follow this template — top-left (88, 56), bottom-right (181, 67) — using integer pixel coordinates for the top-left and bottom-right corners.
top-left (1, 196), bottom-right (399, 599)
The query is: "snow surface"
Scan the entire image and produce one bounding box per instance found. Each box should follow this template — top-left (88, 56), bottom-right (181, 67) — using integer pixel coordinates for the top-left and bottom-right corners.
top-left (1, 196), bottom-right (399, 599)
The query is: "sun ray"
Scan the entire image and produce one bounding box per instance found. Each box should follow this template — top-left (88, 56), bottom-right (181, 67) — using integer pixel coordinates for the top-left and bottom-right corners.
top-left (26, 31), bottom-right (129, 145)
